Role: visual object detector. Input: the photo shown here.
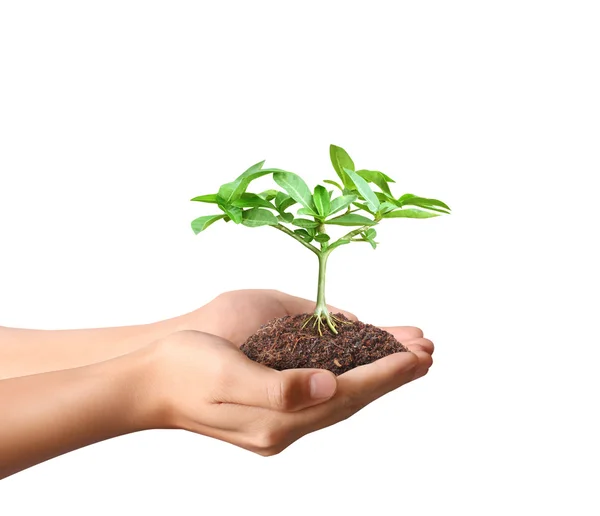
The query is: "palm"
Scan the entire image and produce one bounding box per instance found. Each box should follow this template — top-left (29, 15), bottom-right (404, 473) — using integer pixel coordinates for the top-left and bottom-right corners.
top-left (192, 290), bottom-right (431, 359)
top-left (197, 290), bottom-right (301, 346)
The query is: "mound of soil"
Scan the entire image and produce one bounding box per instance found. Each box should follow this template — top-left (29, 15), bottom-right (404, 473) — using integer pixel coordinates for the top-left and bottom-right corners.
top-left (240, 313), bottom-right (407, 375)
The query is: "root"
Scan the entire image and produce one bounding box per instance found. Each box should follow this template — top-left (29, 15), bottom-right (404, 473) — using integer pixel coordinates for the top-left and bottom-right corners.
top-left (302, 311), bottom-right (339, 336)
top-left (331, 314), bottom-right (353, 326)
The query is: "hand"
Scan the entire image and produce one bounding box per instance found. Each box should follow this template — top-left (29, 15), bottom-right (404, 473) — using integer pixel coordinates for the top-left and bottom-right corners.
top-left (144, 328), bottom-right (433, 456)
top-left (183, 289), bottom-right (359, 345)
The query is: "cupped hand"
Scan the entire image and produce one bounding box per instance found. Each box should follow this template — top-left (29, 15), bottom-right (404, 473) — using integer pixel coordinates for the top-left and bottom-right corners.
top-left (184, 289), bottom-right (394, 346)
top-left (144, 327), bottom-right (433, 456)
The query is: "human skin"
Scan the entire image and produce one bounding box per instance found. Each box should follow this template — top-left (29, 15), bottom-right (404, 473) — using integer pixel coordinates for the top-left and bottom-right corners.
top-left (0, 290), bottom-right (433, 479)
top-left (0, 290), bottom-right (430, 378)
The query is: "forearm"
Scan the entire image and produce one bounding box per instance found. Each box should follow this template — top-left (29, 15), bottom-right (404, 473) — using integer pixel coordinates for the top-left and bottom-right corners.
top-left (0, 348), bottom-right (156, 479)
top-left (0, 313), bottom-right (195, 379)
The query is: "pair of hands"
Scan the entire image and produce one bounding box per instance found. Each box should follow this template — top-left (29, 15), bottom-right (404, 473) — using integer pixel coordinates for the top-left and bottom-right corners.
top-left (142, 290), bottom-right (433, 456)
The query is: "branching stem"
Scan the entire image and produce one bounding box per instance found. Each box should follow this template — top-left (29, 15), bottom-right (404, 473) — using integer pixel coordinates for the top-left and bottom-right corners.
top-left (328, 222), bottom-right (380, 251)
top-left (274, 219), bottom-right (382, 335)
top-left (272, 224), bottom-right (319, 255)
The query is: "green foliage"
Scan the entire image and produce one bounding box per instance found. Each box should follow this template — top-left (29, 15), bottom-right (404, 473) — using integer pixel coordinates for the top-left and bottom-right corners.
top-left (313, 185), bottom-right (331, 217)
top-left (382, 208), bottom-right (441, 218)
top-left (242, 208), bottom-right (279, 227)
top-left (258, 189), bottom-right (279, 201)
top-left (190, 144), bottom-right (450, 253)
top-left (314, 233), bottom-right (331, 243)
top-left (191, 214), bottom-right (225, 234)
top-left (294, 228), bottom-right (313, 242)
top-left (329, 194), bottom-right (357, 215)
top-left (396, 194), bottom-right (450, 213)
top-left (343, 168), bottom-right (380, 213)
top-left (361, 228), bottom-right (378, 249)
top-left (190, 194), bottom-right (219, 203)
top-left (273, 172), bottom-right (315, 211)
top-left (325, 213), bottom-right (376, 226)
top-left (356, 170), bottom-right (394, 196)
top-left (324, 179), bottom-right (343, 191)
top-left (329, 144), bottom-right (355, 189)
top-left (231, 193), bottom-right (276, 210)
top-left (292, 218), bottom-right (320, 229)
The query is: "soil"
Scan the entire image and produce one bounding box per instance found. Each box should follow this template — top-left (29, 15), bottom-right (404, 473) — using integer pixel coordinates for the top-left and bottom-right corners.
top-left (240, 313), bottom-right (408, 375)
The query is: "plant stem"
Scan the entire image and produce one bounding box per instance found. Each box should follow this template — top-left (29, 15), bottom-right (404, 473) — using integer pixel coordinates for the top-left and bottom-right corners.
top-left (272, 224), bottom-right (319, 255)
top-left (328, 223), bottom-right (378, 251)
top-left (315, 250), bottom-right (331, 314)
top-left (311, 249), bottom-right (338, 333)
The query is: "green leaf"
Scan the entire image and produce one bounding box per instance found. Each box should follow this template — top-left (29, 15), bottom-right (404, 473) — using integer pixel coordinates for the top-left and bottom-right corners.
top-left (314, 233), bottom-right (330, 243)
top-left (329, 144), bottom-right (355, 189)
top-left (352, 201), bottom-right (374, 214)
top-left (217, 201), bottom-right (243, 223)
top-left (398, 194), bottom-right (451, 213)
top-left (231, 193), bottom-right (276, 210)
top-left (191, 214), bottom-right (225, 234)
top-left (292, 218), bottom-right (320, 229)
top-left (329, 194), bottom-right (357, 215)
top-left (190, 194), bottom-right (219, 203)
top-left (362, 228), bottom-right (378, 250)
top-left (364, 228), bottom-right (377, 239)
top-left (374, 191), bottom-right (393, 203)
top-left (382, 208), bottom-right (441, 219)
top-left (278, 212), bottom-right (294, 223)
top-left (241, 208), bottom-right (279, 227)
top-left (217, 160), bottom-right (265, 202)
top-left (356, 170), bottom-right (395, 196)
top-left (216, 182), bottom-right (236, 201)
top-left (343, 168), bottom-right (380, 213)
top-left (325, 213), bottom-right (376, 226)
top-left (379, 201), bottom-right (397, 214)
top-left (313, 185), bottom-right (331, 217)
top-left (275, 191), bottom-right (288, 208)
top-left (397, 193), bottom-right (416, 203)
top-left (293, 228), bottom-right (313, 242)
top-left (276, 195), bottom-right (297, 213)
top-left (324, 179), bottom-right (344, 191)
top-left (236, 160), bottom-right (266, 179)
top-left (273, 172), bottom-right (315, 211)
top-left (258, 189), bottom-right (280, 201)
top-left (297, 207), bottom-right (320, 217)
top-left (218, 162), bottom-right (289, 203)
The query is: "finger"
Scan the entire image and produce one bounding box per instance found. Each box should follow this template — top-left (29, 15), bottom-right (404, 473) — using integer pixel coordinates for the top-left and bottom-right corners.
top-left (380, 326), bottom-right (424, 341)
top-left (275, 291), bottom-right (358, 321)
top-left (337, 351), bottom-right (420, 403)
top-left (215, 349), bottom-right (338, 412)
top-left (289, 352), bottom-right (420, 435)
top-left (409, 348), bottom-right (434, 379)
top-left (402, 337), bottom-right (434, 355)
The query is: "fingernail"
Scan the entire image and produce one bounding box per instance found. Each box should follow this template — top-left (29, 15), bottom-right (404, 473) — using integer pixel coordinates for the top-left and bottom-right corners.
top-left (310, 372), bottom-right (337, 399)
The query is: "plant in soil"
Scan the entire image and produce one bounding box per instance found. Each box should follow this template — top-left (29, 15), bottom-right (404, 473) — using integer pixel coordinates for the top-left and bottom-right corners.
top-left (190, 144), bottom-right (450, 374)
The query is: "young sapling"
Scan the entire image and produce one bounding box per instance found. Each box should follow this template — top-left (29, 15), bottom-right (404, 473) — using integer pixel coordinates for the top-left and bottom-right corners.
top-left (190, 144), bottom-right (450, 374)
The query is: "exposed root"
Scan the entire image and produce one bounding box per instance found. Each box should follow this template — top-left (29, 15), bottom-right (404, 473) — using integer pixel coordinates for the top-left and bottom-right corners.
top-left (302, 310), bottom-right (339, 336)
top-left (301, 316), bottom-right (314, 330)
top-left (331, 314), bottom-right (353, 326)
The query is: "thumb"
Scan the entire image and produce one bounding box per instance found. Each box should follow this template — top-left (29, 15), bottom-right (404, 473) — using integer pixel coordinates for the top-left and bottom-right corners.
top-left (223, 355), bottom-right (338, 412)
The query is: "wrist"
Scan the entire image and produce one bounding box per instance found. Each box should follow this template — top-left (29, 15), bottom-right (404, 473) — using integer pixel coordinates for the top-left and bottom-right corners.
top-left (104, 344), bottom-right (168, 432)
top-left (125, 332), bottom-right (195, 431)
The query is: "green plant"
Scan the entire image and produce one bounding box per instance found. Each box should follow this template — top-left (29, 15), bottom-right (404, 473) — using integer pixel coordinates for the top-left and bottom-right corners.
top-left (190, 144), bottom-right (450, 334)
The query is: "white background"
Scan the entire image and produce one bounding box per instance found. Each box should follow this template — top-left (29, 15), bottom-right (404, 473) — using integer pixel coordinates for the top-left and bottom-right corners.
top-left (1, 1), bottom-right (599, 514)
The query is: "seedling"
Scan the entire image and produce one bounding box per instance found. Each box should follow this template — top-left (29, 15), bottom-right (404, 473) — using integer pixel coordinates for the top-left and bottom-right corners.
top-left (190, 144), bottom-right (450, 335)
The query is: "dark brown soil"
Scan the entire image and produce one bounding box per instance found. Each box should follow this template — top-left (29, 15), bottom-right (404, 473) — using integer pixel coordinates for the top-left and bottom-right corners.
top-left (240, 313), bottom-right (407, 375)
